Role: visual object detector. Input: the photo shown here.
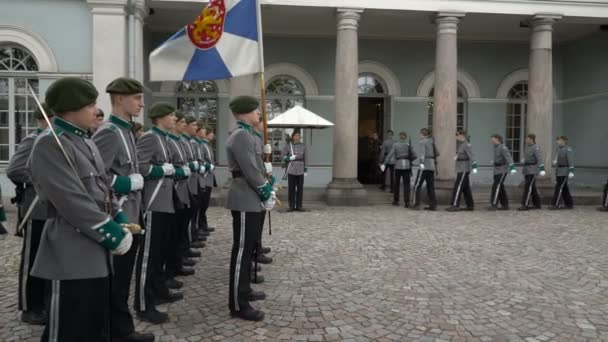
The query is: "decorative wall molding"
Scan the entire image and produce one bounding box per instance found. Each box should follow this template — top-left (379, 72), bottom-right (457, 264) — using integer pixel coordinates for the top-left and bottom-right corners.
top-left (416, 69), bottom-right (481, 98)
top-left (0, 25), bottom-right (58, 73)
top-left (358, 60), bottom-right (402, 96)
top-left (257, 62), bottom-right (320, 95)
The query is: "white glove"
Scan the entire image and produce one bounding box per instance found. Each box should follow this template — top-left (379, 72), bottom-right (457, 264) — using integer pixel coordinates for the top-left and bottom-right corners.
top-left (379, 164), bottom-right (386, 173)
top-left (193, 161), bottom-right (200, 170)
top-left (261, 192), bottom-right (276, 211)
top-left (183, 166), bottom-right (192, 177)
top-left (552, 160), bottom-right (557, 166)
top-left (289, 155), bottom-right (296, 161)
top-left (263, 144), bottom-right (272, 154)
top-left (454, 156), bottom-right (458, 161)
top-left (304, 172), bottom-right (308, 177)
top-left (510, 169), bottom-right (517, 174)
top-left (208, 164), bottom-right (215, 172)
top-left (111, 228), bottom-right (133, 255)
top-left (540, 170), bottom-right (546, 177)
top-left (264, 162), bottom-right (273, 175)
top-left (162, 163), bottom-right (175, 176)
top-left (472, 168), bottom-right (478, 174)
top-left (420, 163), bottom-right (425, 170)
top-left (199, 165), bottom-right (206, 174)
top-left (128, 173), bottom-right (144, 191)
top-left (568, 172), bottom-right (574, 179)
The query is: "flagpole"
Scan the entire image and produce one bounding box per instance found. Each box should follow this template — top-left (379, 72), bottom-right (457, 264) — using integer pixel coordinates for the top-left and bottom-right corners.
top-left (255, 0), bottom-right (267, 146)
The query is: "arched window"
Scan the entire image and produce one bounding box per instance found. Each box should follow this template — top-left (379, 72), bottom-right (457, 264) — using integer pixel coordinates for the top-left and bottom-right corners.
top-left (427, 85), bottom-right (467, 132)
top-left (265, 75), bottom-right (305, 164)
top-left (0, 45), bottom-right (39, 162)
top-left (506, 82), bottom-right (528, 162)
top-left (358, 74), bottom-right (385, 95)
top-left (176, 80), bottom-right (218, 161)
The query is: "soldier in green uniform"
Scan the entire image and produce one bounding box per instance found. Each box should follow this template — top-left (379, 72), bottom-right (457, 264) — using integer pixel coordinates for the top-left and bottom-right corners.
top-left (550, 135), bottom-right (575, 210)
top-left (197, 122), bottom-right (217, 238)
top-left (488, 134), bottom-right (516, 210)
top-left (181, 117), bottom-right (206, 248)
top-left (135, 103), bottom-right (182, 324)
top-left (379, 130), bottom-right (395, 192)
top-left (8, 103), bottom-right (53, 325)
top-left (518, 133), bottom-right (545, 211)
top-left (412, 128), bottom-right (438, 210)
top-left (28, 77), bottom-right (134, 342)
top-left (446, 130), bottom-right (477, 212)
top-left (226, 96), bottom-right (275, 321)
top-left (282, 131), bottom-right (307, 212)
top-left (92, 77), bottom-right (154, 342)
top-left (381, 131), bottom-right (416, 207)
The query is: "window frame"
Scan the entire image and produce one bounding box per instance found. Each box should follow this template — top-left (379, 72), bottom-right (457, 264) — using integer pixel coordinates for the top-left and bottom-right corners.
top-left (505, 82), bottom-right (528, 164)
top-left (427, 85), bottom-right (468, 133)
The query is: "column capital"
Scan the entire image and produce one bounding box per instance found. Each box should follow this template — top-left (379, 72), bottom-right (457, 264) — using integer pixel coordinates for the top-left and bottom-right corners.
top-left (87, 0), bottom-right (128, 15)
top-left (133, 0), bottom-right (148, 21)
top-left (529, 14), bottom-right (562, 33)
top-left (434, 13), bottom-right (464, 34)
top-left (336, 8), bottom-right (363, 31)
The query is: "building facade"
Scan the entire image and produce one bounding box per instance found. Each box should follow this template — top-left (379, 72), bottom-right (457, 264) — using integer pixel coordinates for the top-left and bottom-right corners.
top-left (1, 0), bottom-right (607, 201)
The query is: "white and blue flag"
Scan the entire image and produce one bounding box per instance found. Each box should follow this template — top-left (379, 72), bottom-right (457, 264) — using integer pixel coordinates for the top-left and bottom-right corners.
top-left (149, 0), bottom-right (263, 81)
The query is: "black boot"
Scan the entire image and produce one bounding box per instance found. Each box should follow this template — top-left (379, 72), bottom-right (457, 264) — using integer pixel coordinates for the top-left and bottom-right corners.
top-left (230, 308), bottom-right (265, 321)
top-left (137, 309), bottom-right (169, 324)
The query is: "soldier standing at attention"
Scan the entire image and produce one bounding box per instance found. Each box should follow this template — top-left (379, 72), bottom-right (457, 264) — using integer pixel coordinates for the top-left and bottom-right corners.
top-left (7, 103), bottom-right (53, 325)
top-left (550, 136), bottom-right (575, 210)
top-left (412, 128), bottom-right (437, 211)
top-left (28, 77), bottom-right (133, 341)
top-left (379, 130), bottom-right (395, 192)
top-left (181, 117), bottom-right (206, 247)
top-left (197, 122), bottom-right (217, 236)
top-left (446, 130), bottom-right (477, 212)
top-left (135, 103), bottom-right (182, 324)
top-left (282, 131), bottom-right (307, 212)
top-left (518, 133), bottom-right (545, 211)
top-left (93, 77), bottom-right (154, 342)
top-left (381, 132), bottom-right (415, 207)
top-left (226, 96), bottom-right (276, 321)
top-left (488, 134), bottom-right (516, 210)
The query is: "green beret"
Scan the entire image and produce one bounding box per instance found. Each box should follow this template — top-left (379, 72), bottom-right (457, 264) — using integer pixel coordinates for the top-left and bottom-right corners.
top-left (148, 102), bottom-right (175, 119)
top-left (557, 135), bottom-right (568, 141)
top-left (175, 111), bottom-right (185, 121)
top-left (184, 115), bottom-right (197, 124)
top-left (46, 77), bottom-right (98, 113)
top-left (33, 102), bottom-right (54, 120)
top-left (106, 77), bottom-right (144, 94)
top-left (229, 96), bottom-right (259, 115)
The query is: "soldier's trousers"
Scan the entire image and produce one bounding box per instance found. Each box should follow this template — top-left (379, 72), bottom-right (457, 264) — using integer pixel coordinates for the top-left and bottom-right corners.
top-left (491, 173), bottom-right (509, 207)
top-left (553, 176), bottom-right (573, 208)
top-left (413, 170), bottom-right (436, 208)
top-left (18, 219), bottom-right (48, 313)
top-left (135, 211), bottom-right (171, 313)
top-left (288, 174), bottom-right (304, 209)
top-left (393, 169), bottom-right (411, 204)
top-left (41, 277), bottom-right (110, 342)
top-left (522, 174), bottom-right (541, 208)
top-left (601, 179), bottom-right (608, 208)
top-left (198, 186), bottom-right (212, 230)
top-left (166, 208), bottom-right (190, 278)
top-left (229, 211), bottom-right (263, 312)
top-left (381, 164), bottom-right (395, 190)
top-left (110, 234), bottom-right (141, 338)
top-left (189, 193), bottom-right (201, 242)
top-left (255, 211), bottom-right (268, 253)
top-left (450, 172), bottom-right (474, 208)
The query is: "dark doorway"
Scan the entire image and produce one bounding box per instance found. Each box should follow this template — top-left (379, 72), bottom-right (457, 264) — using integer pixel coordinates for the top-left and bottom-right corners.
top-left (357, 97), bottom-right (384, 184)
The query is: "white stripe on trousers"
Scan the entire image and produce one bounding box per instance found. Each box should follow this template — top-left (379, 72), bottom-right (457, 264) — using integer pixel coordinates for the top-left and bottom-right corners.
top-left (49, 280), bottom-right (60, 342)
top-left (233, 212), bottom-right (246, 312)
top-left (555, 177), bottom-right (568, 207)
top-left (20, 219), bottom-right (32, 311)
top-left (493, 173), bottom-right (508, 205)
top-left (412, 170), bottom-right (423, 205)
top-left (453, 173), bottom-right (466, 207)
top-left (139, 212), bottom-right (153, 311)
top-left (604, 188), bottom-right (608, 207)
top-left (525, 175), bottom-right (537, 208)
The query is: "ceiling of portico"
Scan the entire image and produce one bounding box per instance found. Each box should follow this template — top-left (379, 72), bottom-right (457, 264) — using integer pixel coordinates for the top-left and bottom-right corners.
top-left (145, 3), bottom-right (606, 43)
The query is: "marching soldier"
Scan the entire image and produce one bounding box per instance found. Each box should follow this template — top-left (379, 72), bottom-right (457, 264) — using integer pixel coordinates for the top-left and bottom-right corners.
top-left (599, 178), bottom-right (608, 212)
top-left (446, 130), bottom-right (477, 212)
top-left (166, 113), bottom-right (198, 287)
top-left (550, 135), bottom-right (575, 210)
top-left (197, 122), bottom-right (217, 237)
top-left (488, 134), bottom-right (516, 210)
top-left (226, 96), bottom-right (276, 321)
top-left (379, 130), bottom-right (395, 192)
top-left (381, 132), bottom-right (415, 207)
top-left (412, 128), bottom-right (437, 211)
top-left (93, 77), bottom-right (154, 342)
top-left (135, 103), bottom-right (182, 324)
top-left (282, 131), bottom-right (307, 212)
top-left (28, 77), bottom-right (133, 341)
top-left (7, 103), bottom-right (53, 325)
top-left (519, 133), bottom-right (545, 211)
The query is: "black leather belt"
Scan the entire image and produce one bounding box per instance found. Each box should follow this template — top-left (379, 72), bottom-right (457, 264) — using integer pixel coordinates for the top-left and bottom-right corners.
top-left (456, 158), bottom-right (470, 161)
top-left (524, 162), bottom-right (536, 165)
top-left (396, 157), bottom-right (409, 160)
top-left (232, 171), bottom-right (243, 178)
top-left (494, 162), bottom-right (506, 166)
top-left (558, 164), bottom-right (569, 167)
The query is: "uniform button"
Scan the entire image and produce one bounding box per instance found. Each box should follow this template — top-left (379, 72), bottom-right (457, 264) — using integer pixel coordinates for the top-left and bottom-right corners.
top-left (99, 229), bottom-right (104, 233)
top-left (106, 233), bottom-right (111, 238)
top-left (90, 172), bottom-right (94, 176)
top-left (112, 237), bottom-right (117, 242)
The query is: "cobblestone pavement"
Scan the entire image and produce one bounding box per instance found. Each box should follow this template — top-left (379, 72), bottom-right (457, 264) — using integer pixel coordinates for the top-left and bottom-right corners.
top-left (2, 206), bottom-right (608, 342)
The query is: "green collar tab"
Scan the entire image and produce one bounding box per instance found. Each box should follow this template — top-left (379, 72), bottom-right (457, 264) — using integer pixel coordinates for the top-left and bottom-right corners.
top-left (193, 137), bottom-right (203, 144)
top-left (151, 126), bottom-right (168, 137)
top-left (201, 138), bottom-right (209, 144)
top-left (54, 117), bottom-right (89, 138)
top-left (109, 114), bottom-right (133, 129)
top-left (237, 120), bottom-right (262, 137)
top-left (168, 132), bottom-right (181, 141)
top-left (181, 134), bottom-right (191, 140)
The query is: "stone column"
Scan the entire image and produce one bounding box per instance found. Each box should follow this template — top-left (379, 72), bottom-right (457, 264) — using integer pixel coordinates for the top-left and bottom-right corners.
top-left (528, 15), bottom-right (561, 172)
top-left (87, 0), bottom-right (128, 114)
top-left (326, 8), bottom-right (367, 206)
top-left (433, 12), bottom-right (464, 181)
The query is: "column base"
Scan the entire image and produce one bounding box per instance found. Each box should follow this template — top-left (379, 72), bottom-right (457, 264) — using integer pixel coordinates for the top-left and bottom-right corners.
top-left (326, 178), bottom-right (368, 206)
